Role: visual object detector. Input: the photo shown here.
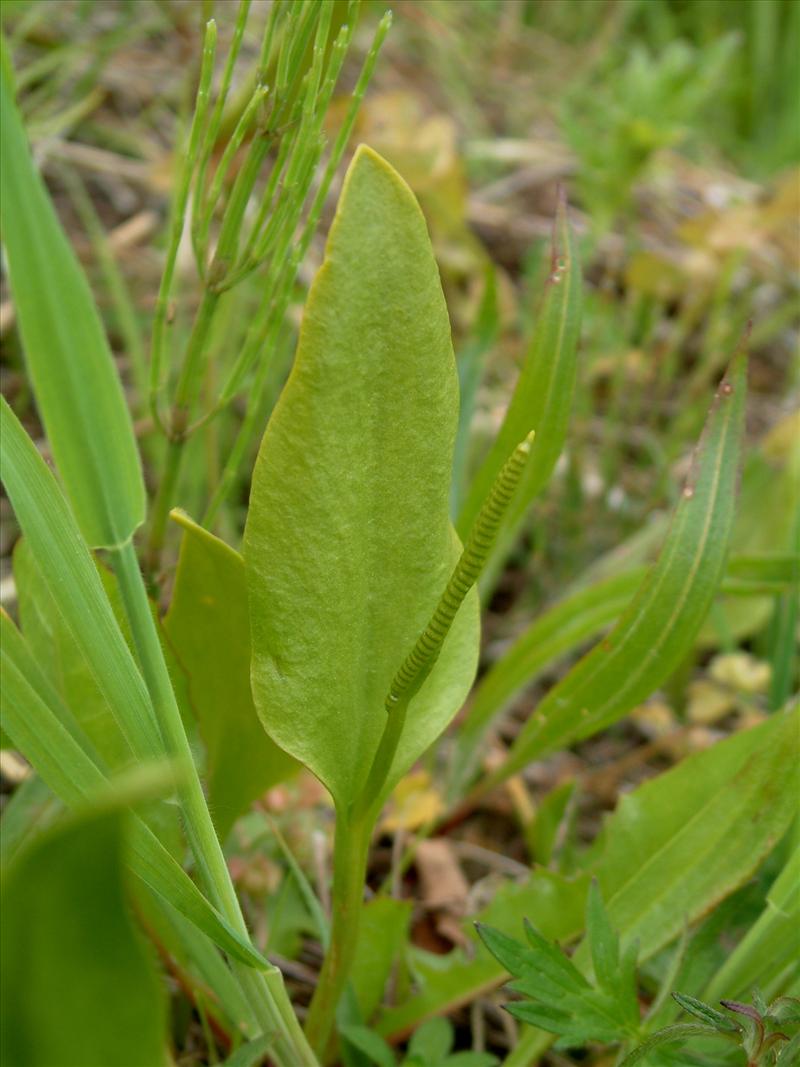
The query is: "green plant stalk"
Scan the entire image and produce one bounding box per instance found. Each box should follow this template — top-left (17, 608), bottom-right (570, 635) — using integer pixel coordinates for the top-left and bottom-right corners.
top-left (191, 0), bottom-right (252, 268)
top-left (150, 18), bottom-right (216, 429)
top-left (146, 287), bottom-right (219, 572)
top-left (149, 113), bottom-right (279, 570)
top-left (193, 85), bottom-right (269, 269)
top-left (303, 810), bottom-right (372, 1061)
top-left (108, 539), bottom-right (318, 1065)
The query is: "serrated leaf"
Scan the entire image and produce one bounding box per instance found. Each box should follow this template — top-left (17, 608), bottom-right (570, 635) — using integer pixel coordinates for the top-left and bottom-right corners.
top-left (164, 511), bottom-right (298, 838)
top-left (1, 807), bottom-right (167, 1067)
top-left (501, 352), bottom-right (747, 775)
top-left (457, 192), bottom-right (582, 587)
top-left (244, 146), bottom-right (479, 809)
top-left (478, 916), bottom-right (631, 1048)
top-left (0, 65), bottom-right (144, 549)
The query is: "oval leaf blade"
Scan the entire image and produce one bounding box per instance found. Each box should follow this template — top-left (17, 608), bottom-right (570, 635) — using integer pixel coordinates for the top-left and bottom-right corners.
top-left (243, 145), bottom-right (479, 808)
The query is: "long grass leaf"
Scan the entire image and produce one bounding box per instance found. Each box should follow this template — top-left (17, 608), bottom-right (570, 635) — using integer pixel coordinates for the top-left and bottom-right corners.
top-left (499, 352), bottom-right (747, 778)
top-left (0, 67), bottom-right (144, 549)
top-left (456, 193), bottom-right (582, 585)
top-left (451, 546), bottom-right (788, 796)
top-left (0, 613), bottom-right (269, 970)
top-left (0, 398), bottom-right (162, 761)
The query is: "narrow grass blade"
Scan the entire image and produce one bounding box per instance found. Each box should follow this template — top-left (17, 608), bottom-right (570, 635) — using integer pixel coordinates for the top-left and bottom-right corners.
top-left (500, 352), bottom-right (747, 778)
top-left (457, 193), bottom-right (582, 585)
top-left (13, 539), bottom-right (135, 770)
top-left (451, 568), bottom-right (643, 796)
top-left (0, 613), bottom-right (270, 970)
top-left (0, 398), bottom-right (162, 761)
top-left (0, 68), bottom-right (144, 549)
top-left (451, 548), bottom-right (784, 798)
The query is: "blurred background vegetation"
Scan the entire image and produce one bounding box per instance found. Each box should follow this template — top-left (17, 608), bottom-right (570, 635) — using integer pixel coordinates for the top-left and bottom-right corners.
top-left (0, 1), bottom-right (797, 1060)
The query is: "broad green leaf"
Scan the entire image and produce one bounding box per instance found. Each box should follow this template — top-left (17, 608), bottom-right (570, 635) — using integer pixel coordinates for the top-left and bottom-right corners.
top-left (1, 808), bottom-right (167, 1067)
top-left (164, 510), bottom-right (298, 838)
top-left (376, 709), bottom-right (798, 1039)
top-left (0, 612), bottom-right (270, 970)
top-left (244, 145), bottom-right (479, 808)
top-left (592, 706), bottom-right (799, 958)
top-left (0, 398), bottom-right (162, 761)
top-left (0, 69), bottom-right (144, 549)
top-left (501, 353), bottom-right (747, 777)
top-left (456, 193), bottom-right (582, 584)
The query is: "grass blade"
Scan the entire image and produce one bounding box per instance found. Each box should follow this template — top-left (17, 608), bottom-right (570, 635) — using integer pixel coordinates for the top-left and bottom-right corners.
top-left (451, 546), bottom-right (786, 797)
top-left (497, 350), bottom-right (747, 781)
top-left (0, 64), bottom-right (144, 549)
top-left (456, 192), bottom-right (582, 587)
top-left (0, 398), bottom-right (162, 762)
top-left (0, 612), bottom-right (270, 970)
